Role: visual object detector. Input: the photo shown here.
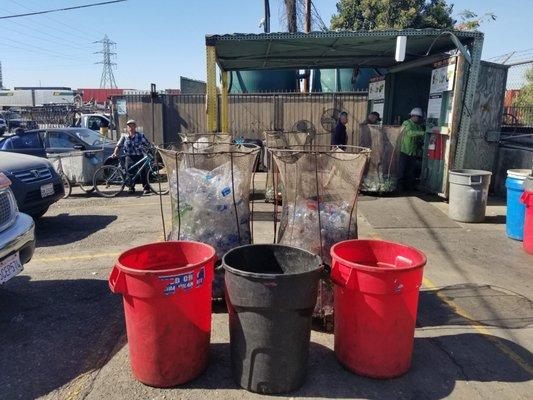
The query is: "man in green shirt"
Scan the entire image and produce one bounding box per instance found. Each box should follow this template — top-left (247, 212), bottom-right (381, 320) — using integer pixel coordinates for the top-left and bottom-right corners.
top-left (399, 107), bottom-right (425, 190)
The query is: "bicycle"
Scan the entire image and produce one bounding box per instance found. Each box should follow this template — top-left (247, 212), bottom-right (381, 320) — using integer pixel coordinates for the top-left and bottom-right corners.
top-left (93, 147), bottom-right (168, 198)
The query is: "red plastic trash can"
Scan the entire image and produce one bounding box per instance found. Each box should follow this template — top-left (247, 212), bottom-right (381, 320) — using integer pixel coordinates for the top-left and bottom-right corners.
top-left (109, 241), bottom-right (216, 387)
top-left (330, 240), bottom-right (426, 378)
top-left (520, 189), bottom-right (533, 254)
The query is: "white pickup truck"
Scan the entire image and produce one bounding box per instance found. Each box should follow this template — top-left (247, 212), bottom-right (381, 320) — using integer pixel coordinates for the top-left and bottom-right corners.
top-left (74, 114), bottom-right (114, 132)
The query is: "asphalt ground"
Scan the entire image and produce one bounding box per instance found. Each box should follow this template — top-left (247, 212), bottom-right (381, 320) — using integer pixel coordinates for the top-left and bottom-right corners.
top-left (0, 174), bottom-right (531, 400)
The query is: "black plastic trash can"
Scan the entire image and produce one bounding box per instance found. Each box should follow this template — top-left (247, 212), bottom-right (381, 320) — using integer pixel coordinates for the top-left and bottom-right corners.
top-left (223, 244), bottom-right (323, 394)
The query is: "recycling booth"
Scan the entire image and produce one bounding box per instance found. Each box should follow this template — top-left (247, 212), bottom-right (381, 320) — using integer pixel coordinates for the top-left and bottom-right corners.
top-left (206, 29), bottom-right (505, 199)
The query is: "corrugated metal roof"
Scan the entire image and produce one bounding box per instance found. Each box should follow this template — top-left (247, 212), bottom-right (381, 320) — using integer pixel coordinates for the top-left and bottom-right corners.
top-left (206, 29), bottom-right (482, 71)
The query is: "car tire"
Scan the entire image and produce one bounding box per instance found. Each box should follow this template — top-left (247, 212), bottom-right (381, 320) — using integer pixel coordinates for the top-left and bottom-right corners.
top-left (30, 207), bottom-right (49, 219)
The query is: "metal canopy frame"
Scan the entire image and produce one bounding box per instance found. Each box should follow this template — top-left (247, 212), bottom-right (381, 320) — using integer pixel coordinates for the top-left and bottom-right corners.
top-left (205, 29), bottom-right (484, 170)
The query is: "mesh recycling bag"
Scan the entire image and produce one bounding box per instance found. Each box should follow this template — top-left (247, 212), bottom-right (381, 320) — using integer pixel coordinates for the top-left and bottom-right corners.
top-left (271, 145), bottom-right (370, 329)
top-left (264, 131), bottom-right (315, 202)
top-left (158, 142), bottom-right (259, 259)
top-left (359, 124), bottom-right (403, 193)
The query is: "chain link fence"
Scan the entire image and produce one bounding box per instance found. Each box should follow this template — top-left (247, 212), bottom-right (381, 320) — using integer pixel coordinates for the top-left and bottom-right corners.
top-left (502, 60), bottom-right (533, 129)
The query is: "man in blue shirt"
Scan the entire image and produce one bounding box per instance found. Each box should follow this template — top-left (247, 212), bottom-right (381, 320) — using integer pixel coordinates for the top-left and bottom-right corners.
top-left (331, 111), bottom-right (348, 150)
top-left (112, 119), bottom-right (151, 194)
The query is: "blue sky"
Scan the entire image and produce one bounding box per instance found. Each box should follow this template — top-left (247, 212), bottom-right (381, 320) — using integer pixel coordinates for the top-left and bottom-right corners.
top-left (0, 0), bottom-right (531, 89)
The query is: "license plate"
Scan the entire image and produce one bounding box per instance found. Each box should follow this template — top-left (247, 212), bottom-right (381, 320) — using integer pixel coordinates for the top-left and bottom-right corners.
top-left (41, 183), bottom-right (54, 198)
top-left (0, 253), bottom-right (23, 284)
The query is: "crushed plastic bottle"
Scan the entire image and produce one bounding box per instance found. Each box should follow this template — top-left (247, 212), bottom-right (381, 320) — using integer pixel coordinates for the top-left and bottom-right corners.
top-left (279, 200), bottom-right (354, 264)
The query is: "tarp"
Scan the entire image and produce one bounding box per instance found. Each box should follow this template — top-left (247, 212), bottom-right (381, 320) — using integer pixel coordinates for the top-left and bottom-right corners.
top-left (206, 29), bottom-right (481, 71)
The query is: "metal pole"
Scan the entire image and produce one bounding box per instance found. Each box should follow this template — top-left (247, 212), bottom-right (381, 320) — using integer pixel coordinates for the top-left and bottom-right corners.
top-left (206, 45), bottom-right (218, 132)
top-left (303, 0), bottom-right (311, 93)
top-left (150, 83), bottom-right (156, 143)
top-left (264, 0), bottom-right (270, 33)
top-left (221, 70), bottom-right (229, 133)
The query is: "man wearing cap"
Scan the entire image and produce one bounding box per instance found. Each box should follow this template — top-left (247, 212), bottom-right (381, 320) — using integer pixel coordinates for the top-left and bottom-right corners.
top-left (112, 119), bottom-right (152, 194)
top-left (331, 111), bottom-right (348, 150)
top-left (399, 107), bottom-right (425, 190)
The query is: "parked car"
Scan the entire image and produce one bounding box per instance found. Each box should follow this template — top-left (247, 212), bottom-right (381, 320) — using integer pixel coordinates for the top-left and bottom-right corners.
top-left (0, 127), bottom-right (116, 158)
top-left (0, 118), bottom-right (7, 135)
top-left (0, 172), bottom-right (35, 285)
top-left (0, 152), bottom-right (64, 218)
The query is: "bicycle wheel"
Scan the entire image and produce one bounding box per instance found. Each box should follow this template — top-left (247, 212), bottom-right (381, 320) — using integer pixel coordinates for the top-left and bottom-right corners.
top-left (78, 182), bottom-right (95, 194)
top-left (60, 173), bottom-right (71, 199)
top-left (94, 165), bottom-right (125, 198)
top-left (146, 161), bottom-right (169, 195)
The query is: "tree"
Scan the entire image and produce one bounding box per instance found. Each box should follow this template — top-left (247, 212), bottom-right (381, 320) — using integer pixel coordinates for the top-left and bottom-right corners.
top-left (455, 9), bottom-right (496, 30)
top-left (330, 0), bottom-right (454, 31)
top-left (513, 66), bottom-right (533, 125)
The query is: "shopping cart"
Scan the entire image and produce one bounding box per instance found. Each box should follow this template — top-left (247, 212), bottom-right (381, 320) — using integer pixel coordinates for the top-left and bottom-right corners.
top-left (47, 149), bottom-right (105, 198)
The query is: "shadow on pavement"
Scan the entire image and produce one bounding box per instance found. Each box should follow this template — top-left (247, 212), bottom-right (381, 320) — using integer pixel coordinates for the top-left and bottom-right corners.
top-left (481, 214), bottom-right (506, 224)
top-left (299, 334), bottom-right (531, 399)
top-left (35, 212), bottom-right (117, 247)
top-left (418, 284), bottom-right (533, 329)
top-left (180, 334), bottom-right (531, 399)
top-left (0, 276), bottom-right (125, 400)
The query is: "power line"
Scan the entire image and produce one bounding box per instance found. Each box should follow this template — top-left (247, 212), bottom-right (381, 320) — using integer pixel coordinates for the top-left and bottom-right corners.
top-left (0, 0), bottom-right (126, 20)
top-left (8, 0), bottom-right (99, 42)
top-left (0, 22), bottom-right (92, 52)
top-left (95, 34), bottom-right (117, 88)
top-left (0, 38), bottom-right (88, 61)
top-left (311, 1), bottom-right (328, 31)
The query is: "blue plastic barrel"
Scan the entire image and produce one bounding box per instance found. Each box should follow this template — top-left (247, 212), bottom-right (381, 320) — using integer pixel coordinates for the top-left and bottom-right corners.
top-left (506, 169), bottom-right (530, 240)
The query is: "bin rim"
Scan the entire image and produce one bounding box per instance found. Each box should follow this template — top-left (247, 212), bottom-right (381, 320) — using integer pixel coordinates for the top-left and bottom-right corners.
top-left (507, 169), bottom-right (531, 180)
top-left (331, 239), bottom-right (427, 273)
top-left (449, 169), bottom-right (492, 177)
top-left (222, 243), bottom-right (323, 279)
top-left (115, 240), bottom-right (216, 276)
top-left (157, 142), bottom-right (260, 156)
top-left (268, 144), bottom-right (371, 155)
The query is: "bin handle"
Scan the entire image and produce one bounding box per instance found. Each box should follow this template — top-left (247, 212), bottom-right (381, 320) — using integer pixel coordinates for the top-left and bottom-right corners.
top-left (109, 267), bottom-right (126, 294)
top-left (469, 175), bottom-right (482, 185)
top-left (330, 264), bottom-right (354, 288)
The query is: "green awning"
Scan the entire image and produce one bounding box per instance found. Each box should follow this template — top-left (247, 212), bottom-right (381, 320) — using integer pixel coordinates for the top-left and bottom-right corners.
top-left (205, 29), bottom-right (482, 71)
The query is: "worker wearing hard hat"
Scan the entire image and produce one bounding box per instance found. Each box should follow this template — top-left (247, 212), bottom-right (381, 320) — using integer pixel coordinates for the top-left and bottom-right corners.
top-left (399, 107), bottom-right (425, 190)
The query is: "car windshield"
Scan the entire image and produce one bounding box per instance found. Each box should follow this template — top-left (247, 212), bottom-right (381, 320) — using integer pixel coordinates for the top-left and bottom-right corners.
top-left (72, 128), bottom-right (111, 146)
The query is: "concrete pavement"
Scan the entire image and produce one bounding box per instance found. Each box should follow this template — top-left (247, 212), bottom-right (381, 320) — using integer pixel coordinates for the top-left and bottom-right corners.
top-left (0, 175), bottom-right (531, 399)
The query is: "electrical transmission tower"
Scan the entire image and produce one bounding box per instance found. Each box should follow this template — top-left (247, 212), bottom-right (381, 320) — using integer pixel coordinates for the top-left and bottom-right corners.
top-left (94, 35), bottom-right (117, 88)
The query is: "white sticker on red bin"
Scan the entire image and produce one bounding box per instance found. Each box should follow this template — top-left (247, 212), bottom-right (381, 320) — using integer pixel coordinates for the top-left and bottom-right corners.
top-left (159, 267), bottom-right (205, 295)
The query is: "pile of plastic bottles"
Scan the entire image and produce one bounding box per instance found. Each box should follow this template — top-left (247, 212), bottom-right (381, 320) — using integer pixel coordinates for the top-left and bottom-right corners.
top-left (279, 199), bottom-right (354, 264)
top-left (362, 175), bottom-right (398, 193)
top-left (168, 161), bottom-right (251, 259)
